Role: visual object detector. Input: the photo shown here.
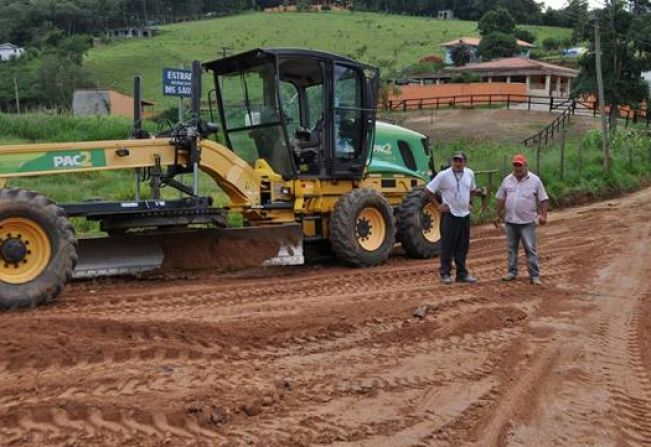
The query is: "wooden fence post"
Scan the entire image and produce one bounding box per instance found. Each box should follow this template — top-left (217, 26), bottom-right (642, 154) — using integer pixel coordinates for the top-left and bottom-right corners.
top-left (549, 97), bottom-right (554, 112)
top-left (488, 95), bottom-right (492, 108)
top-left (528, 96), bottom-right (531, 111)
top-left (536, 137), bottom-right (542, 175)
top-left (403, 100), bottom-right (407, 112)
top-left (560, 129), bottom-right (566, 181)
top-left (507, 95), bottom-right (511, 109)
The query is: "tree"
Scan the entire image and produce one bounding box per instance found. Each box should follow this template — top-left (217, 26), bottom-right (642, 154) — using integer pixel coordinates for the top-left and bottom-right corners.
top-left (477, 32), bottom-right (519, 60)
top-left (565, 0), bottom-right (590, 43)
top-left (450, 44), bottom-right (474, 66)
top-left (478, 8), bottom-right (516, 36)
top-left (573, 3), bottom-right (650, 130)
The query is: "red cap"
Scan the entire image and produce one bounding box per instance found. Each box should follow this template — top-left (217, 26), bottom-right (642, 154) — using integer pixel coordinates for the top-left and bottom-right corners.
top-left (512, 154), bottom-right (527, 166)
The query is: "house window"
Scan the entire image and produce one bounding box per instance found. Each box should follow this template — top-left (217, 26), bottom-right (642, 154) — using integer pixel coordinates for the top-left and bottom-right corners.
top-left (511, 76), bottom-right (526, 84)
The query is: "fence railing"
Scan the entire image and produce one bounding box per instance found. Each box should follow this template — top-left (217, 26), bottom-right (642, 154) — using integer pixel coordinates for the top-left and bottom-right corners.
top-left (386, 93), bottom-right (572, 113)
top-left (523, 101), bottom-right (575, 147)
top-left (384, 93), bottom-right (649, 129)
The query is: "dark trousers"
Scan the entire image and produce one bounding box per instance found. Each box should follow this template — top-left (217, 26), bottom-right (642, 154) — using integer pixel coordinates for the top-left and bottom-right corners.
top-left (439, 213), bottom-right (471, 279)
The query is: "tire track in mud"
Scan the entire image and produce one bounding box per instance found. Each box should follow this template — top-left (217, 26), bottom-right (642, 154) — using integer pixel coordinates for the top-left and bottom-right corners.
top-left (0, 301), bottom-right (530, 445)
top-left (1, 189), bottom-right (648, 446)
top-left (502, 190), bottom-right (651, 447)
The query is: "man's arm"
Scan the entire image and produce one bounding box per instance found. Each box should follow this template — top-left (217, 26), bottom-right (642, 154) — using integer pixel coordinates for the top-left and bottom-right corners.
top-left (494, 179), bottom-right (507, 224)
top-left (495, 198), bottom-right (506, 221)
top-left (538, 200), bottom-right (549, 225)
top-left (425, 188), bottom-right (449, 213)
top-left (536, 178), bottom-right (550, 225)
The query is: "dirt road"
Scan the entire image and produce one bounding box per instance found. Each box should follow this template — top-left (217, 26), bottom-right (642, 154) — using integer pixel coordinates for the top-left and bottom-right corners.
top-left (2, 187), bottom-right (651, 447)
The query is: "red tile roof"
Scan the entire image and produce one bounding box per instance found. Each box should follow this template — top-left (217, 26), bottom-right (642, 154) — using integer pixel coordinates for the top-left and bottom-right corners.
top-left (440, 36), bottom-right (536, 48)
top-left (449, 57), bottom-right (578, 76)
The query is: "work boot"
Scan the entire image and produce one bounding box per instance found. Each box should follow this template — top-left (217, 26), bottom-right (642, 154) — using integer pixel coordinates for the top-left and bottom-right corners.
top-left (530, 277), bottom-right (542, 285)
top-left (456, 274), bottom-right (478, 284)
top-left (502, 272), bottom-right (517, 281)
top-left (440, 274), bottom-right (453, 285)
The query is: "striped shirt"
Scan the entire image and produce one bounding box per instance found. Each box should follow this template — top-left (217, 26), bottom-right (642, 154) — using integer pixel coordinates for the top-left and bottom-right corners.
top-left (496, 172), bottom-right (549, 224)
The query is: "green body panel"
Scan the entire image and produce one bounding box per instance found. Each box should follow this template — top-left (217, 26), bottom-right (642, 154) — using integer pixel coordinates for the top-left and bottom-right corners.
top-left (369, 121), bottom-right (432, 182)
top-left (0, 149), bottom-right (107, 175)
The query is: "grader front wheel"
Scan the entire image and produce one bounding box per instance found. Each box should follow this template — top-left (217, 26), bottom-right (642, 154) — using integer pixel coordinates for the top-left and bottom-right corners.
top-left (330, 189), bottom-right (396, 267)
top-left (397, 187), bottom-right (442, 259)
top-left (0, 189), bottom-right (78, 310)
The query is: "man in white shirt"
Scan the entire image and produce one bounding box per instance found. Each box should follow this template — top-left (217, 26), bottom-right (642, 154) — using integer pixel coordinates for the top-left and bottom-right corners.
top-left (425, 152), bottom-right (483, 285)
top-left (494, 154), bottom-right (549, 285)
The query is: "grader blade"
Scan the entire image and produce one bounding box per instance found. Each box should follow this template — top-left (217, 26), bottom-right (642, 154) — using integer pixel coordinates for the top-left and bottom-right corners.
top-left (73, 224), bottom-right (304, 279)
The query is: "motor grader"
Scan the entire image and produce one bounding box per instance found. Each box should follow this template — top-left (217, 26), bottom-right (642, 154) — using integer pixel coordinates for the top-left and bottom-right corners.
top-left (0, 48), bottom-right (443, 310)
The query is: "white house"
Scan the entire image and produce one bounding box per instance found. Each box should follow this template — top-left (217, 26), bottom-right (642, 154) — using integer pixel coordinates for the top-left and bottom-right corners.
top-left (0, 43), bottom-right (24, 62)
top-left (643, 71), bottom-right (651, 94)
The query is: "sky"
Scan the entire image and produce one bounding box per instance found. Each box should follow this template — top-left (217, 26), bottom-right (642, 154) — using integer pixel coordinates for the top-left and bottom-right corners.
top-left (541, 0), bottom-right (604, 10)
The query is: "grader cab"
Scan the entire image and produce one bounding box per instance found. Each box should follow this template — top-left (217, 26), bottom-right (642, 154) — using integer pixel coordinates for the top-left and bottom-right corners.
top-left (0, 48), bottom-right (442, 310)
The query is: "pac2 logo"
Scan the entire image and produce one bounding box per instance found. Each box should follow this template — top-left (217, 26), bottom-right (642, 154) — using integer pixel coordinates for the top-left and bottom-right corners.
top-left (52, 151), bottom-right (93, 169)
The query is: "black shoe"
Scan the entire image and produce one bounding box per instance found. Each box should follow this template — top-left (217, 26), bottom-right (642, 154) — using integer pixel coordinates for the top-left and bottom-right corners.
top-left (440, 274), bottom-right (453, 285)
top-left (456, 274), bottom-right (478, 284)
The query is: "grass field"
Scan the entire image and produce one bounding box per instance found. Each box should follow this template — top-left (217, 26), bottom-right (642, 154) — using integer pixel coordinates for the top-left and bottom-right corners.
top-left (84, 11), bottom-right (571, 109)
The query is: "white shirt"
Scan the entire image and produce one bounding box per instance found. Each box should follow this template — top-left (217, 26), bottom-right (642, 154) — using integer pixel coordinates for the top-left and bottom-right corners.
top-left (495, 172), bottom-right (549, 224)
top-left (426, 167), bottom-right (476, 217)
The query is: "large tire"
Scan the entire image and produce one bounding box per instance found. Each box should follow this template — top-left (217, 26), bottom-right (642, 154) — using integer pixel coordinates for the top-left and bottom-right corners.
top-left (0, 188), bottom-right (78, 310)
top-left (397, 187), bottom-right (442, 259)
top-left (330, 188), bottom-right (396, 267)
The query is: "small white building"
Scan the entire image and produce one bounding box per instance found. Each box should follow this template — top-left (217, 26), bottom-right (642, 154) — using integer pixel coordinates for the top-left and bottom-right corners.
top-left (0, 43), bottom-right (24, 62)
top-left (643, 71), bottom-right (651, 94)
top-left (437, 10), bottom-right (454, 20)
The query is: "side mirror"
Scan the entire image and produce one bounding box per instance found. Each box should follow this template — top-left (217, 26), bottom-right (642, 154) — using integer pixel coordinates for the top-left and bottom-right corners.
top-left (200, 121), bottom-right (220, 137)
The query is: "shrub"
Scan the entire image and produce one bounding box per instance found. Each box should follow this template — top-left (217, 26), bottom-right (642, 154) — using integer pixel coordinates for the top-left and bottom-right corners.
top-left (542, 37), bottom-right (561, 51)
top-left (514, 28), bottom-right (536, 44)
top-left (450, 72), bottom-right (482, 83)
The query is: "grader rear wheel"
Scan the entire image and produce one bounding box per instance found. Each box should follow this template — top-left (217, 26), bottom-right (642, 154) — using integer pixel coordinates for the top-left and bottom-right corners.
top-left (397, 187), bottom-right (442, 259)
top-left (330, 188), bottom-right (395, 267)
top-left (0, 188), bottom-right (78, 310)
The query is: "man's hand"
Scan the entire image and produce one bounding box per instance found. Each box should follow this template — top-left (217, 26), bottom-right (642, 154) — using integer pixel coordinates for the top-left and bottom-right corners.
top-left (439, 203), bottom-right (450, 213)
top-left (538, 215), bottom-right (547, 226)
top-left (493, 216), bottom-right (502, 228)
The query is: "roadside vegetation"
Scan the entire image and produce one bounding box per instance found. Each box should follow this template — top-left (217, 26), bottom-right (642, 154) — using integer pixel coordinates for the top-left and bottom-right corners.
top-left (434, 127), bottom-right (651, 219)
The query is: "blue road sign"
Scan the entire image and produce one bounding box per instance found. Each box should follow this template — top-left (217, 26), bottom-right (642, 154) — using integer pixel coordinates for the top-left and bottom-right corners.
top-left (163, 68), bottom-right (192, 97)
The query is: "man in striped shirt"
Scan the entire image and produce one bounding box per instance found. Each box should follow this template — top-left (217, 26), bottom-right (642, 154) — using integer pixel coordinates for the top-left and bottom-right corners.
top-left (494, 154), bottom-right (549, 285)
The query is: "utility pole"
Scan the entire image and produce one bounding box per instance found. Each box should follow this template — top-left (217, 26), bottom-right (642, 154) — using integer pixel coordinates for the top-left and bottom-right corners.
top-left (13, 76), bottom-right (20, 114)
top-left (142, 0), bottom-right (149, 26)
top-left (594, 22), bottom-right (611, 172)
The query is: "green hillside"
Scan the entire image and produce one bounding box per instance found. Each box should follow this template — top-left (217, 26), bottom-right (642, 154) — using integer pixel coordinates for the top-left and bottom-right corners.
top-left (84, 11), bottom-right (571, 110)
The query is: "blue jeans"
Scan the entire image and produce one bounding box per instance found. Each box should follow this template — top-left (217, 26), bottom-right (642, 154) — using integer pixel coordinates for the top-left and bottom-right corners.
top-left (505, 222), bottom-right (540, 278)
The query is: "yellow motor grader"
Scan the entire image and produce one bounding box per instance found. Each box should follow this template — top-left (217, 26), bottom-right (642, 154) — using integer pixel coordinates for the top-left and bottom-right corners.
top-left (0, 49), bottom-right (444, 309)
